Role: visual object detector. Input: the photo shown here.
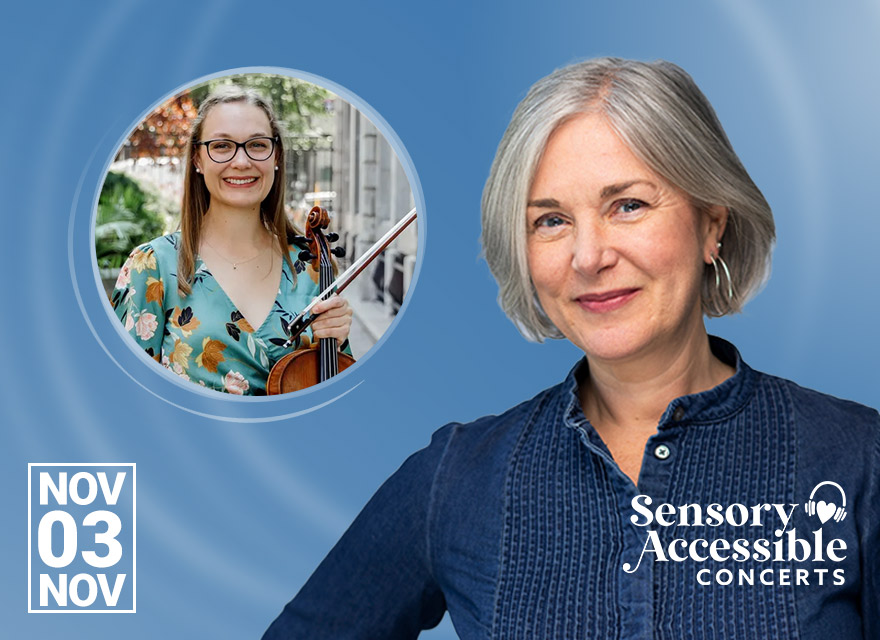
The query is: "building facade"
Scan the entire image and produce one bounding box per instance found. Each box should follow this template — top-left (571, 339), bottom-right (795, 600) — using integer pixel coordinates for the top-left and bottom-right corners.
top-left (330, 100), bottom-right (418, 338)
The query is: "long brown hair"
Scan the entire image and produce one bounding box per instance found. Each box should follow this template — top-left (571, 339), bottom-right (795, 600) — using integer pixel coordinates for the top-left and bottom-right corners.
top-left (177, 85), bottom-right (299, 296)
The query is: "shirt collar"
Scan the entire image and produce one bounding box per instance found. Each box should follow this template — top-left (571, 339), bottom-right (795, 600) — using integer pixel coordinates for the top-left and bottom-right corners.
top-left (560, 336), bottom-right (759, 431)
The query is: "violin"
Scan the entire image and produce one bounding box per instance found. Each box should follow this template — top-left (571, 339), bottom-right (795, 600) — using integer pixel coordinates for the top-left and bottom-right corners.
top-left (265, 206), bottom-right (417, 394)
top-left (266, 206), bottom-right (355, 393)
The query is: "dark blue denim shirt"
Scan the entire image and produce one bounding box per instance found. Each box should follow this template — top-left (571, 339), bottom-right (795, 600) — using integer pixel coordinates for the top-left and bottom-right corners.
top-left (264, 338), bottom-right (880, 639)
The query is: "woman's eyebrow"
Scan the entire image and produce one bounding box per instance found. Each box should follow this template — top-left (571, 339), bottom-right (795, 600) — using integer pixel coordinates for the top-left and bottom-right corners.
top-left (205, 132), bottom-right (270, 139)
top-left (527, 198), bottom-right (561, 208)
top-left (528, 181), bottom-right (658, 209)
top-left (600, 180), bottom-right (655, 199)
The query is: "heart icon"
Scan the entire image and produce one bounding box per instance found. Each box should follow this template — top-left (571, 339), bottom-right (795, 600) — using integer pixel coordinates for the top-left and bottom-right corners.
top-left (816, 500), bottom-right (836, 524)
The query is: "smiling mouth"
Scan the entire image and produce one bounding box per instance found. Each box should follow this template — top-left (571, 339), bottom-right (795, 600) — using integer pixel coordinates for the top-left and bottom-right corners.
top-left (576, 288), bottom-right (640, 313)
top-left (223, 177), bottom-right (259, 185)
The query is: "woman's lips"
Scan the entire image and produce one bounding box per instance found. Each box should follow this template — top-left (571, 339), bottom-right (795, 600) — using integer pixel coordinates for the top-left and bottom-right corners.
top-left (223, 176), bottom-right (259, 188)
top-left (576, 288), bottom-right (640, 313)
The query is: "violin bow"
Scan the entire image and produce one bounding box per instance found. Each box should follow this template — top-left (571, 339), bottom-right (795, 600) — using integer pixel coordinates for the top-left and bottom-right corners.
top-left (281, 207), bottom-right (418, 348)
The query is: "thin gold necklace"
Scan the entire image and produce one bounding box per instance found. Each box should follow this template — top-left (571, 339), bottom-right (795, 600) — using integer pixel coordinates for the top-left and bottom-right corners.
top-left (202, 237), bottom-right (269, 270)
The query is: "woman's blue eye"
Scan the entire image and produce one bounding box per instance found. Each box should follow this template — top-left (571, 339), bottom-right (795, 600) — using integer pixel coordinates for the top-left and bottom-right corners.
top-left (538, 215), bottom-right (565, 227)
top-left (619, 200), bottom-right (645, 214)
top-left (530, 213), bottom-right (569, 237)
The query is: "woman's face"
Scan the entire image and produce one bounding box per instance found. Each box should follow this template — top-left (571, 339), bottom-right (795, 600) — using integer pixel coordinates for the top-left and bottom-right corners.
top-left (194, 102), bottom-right (276, 213)
top-left (526, 112), bottom-right (726, 364)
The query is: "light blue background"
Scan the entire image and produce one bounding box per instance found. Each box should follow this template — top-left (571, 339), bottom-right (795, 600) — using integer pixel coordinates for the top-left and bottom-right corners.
top-left (2, 1), bottom-right (879, 637)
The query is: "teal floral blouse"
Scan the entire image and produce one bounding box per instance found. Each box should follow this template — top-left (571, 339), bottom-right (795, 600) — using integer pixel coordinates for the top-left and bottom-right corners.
top-left (112, 232), bottom-right (343, 395)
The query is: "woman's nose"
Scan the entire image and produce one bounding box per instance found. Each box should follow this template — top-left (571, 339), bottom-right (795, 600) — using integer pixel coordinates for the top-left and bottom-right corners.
top-left (229, 146), bottom-right (252, 167)
top-left (571, 219), bottom-right (618, 275)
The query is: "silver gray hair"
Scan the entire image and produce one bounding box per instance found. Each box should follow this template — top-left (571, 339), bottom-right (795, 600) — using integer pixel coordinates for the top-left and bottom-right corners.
top-left (481, 58), bottom-right (775, 342)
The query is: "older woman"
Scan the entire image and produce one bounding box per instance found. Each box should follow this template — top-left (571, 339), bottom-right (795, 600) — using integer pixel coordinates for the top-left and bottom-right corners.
top-left (264, 59), bottom-right (879, 637)
top-left (112, 85), bottom-right (352, 394)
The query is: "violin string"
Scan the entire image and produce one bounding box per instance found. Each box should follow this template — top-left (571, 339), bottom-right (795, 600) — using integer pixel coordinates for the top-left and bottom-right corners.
top-left (328, 253), bottom-right (338, 377)
top-left (320, 247), bottom-right (334, 381)
top-left (326, 252), bottom-right (337, 377)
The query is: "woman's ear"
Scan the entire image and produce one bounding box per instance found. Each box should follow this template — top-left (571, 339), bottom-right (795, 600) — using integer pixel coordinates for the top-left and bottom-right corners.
top-left (192, 141), bottom-right (204, 174)
top-left (703, 205), bottom-right (729, 260)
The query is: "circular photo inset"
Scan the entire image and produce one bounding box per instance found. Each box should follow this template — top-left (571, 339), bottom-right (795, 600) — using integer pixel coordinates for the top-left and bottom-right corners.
top-left (95, 71), bottom-right (419, 396)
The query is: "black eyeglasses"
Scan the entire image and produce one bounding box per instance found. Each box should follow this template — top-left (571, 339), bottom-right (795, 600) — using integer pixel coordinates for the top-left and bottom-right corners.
top-left (194, 136), bottom-right (278, 163)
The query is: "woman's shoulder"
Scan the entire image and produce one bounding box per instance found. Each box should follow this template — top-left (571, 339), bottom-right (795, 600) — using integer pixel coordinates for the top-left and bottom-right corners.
top-left (758, 372), bottom-right (880, 434)
top-left (754, 375), bottom-right (880, 533)
top-left (424, 384), bottom-right (561, 469)
top-left (754, 373), bottom-right (880, 476)
top-left (127, 231), bottom-right (180, 266)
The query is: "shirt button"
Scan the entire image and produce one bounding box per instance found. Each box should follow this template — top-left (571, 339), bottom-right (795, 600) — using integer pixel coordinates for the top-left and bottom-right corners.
top-left (654, 444), bottom-right (671, 460)
top-left (672, 406), bottom-right (685, 421)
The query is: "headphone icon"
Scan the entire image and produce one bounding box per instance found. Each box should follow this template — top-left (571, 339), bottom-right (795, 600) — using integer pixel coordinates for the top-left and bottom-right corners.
top-left (804, 481), bottom-right (847, 523)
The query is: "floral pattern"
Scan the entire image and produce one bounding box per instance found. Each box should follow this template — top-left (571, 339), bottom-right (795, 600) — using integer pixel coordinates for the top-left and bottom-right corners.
top-left (112, 232), bottom-right (349, 395)
top-left (135, 313), bottom-right (158, 341)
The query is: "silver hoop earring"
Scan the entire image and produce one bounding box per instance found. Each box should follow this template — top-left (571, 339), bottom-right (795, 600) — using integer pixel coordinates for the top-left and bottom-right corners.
top-left (709, 244), bottom-right (733, 301)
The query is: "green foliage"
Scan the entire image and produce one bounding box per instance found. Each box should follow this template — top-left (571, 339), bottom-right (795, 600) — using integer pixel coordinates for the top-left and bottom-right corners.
top-left (95, 172), bottom-right (169, 270)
